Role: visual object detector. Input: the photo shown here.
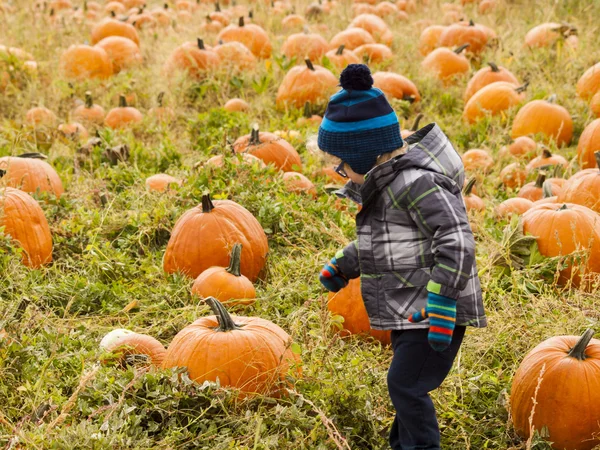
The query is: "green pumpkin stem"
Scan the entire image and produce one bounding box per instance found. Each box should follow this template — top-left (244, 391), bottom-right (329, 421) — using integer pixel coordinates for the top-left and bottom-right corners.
top-left (119, 94), bottom-right (127, 108)
top-left (238, 16), bottom-right (245, 27)
top-left (249, 124), bottom-right (261, 145)
top-left (336, 45), bottom-right (345, 55)
top-left (534, 172), bottom-right (546, 188)
top-left (454, 44), bottom-right (470, 54)
top-left (85, 91), bottom-right (93, 108)
top-left (488, 62), bottom-right (499, 72)
top-left (303, 101), bottom-right (312, 118)
top-left (202, 194), bottom-right (215, 213)
top-left (205, 297), bottom-right (243, 331)
top-left (594, 151), bottom-right (600, 169)
top-left (567, 329), bottom-right (595, 361)
top-left (226, 244), bottom-right (243, 277)
top-left (197, 38), bottom-right (205, 50)
top-left (411, 113), bottom-right (424, 131)
top-left (305, 58), bottom-right (315, 71)
top-left (515, 82), bottom-right (529, 94)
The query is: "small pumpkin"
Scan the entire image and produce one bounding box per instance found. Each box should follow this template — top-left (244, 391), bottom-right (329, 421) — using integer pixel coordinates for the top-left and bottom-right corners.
top-left (94, 36), bottom-right (142, 73)
top-left (349, 14), bottom-right (393, 46)
top-left (558, 153), bottom-right (600, 214)
top-left (58, 122), bottom-right (89, 141)
top-left (576, 62), bottom-right (600, 101)
top-left (281, 14), bottom-right (306, 31)
top-left (577, 119), bottom-right (600, 169)
top-left (59, 44), bottom-right (113, 80)
top-left (233, 126), bottom-right (302, 172)
top-left (353, 43), bottom-right (393, 65)
top-left (297, 102), bottom-right (323, 127)
top-left (463, 81), bottom-right (527, 123)
top-left (217, 17), bottom-right (272, 58)
top-left (462, 148), bottom-right (494, 172)
top-left (421, 44), bottom-right (471, 84)
top-left (518, 172), bottom-right (547, 202)
top-left (511, 95), bottom-right (573, 146)
top-left (525, 147), bottom-right (569, 173)
top-left (330, 27), bottom-right (375, 51)
top-left (324, 45), bottom-right (360, 70)
top-left (214, 41), bottom-right (256, 71)
top-left (499, 136), bottom-right (538, 161)
top-left (25, 107), bottom-right (57, 128)
top-left (191, 243), bottom-right (256, 306)
top-left (524, 22), bottom-right (577, 48)
top-left (463, 177), bottom-right (485, 212)
top-left (464, 62), bottom-right (520, 102)
top-left (73, 92), bottom-right (105, 126)
top-left (282, 171), bottom-right (317, 197)
top-left (282, 29), bottom-right (328, 61)
top-left (500, 162), bottom-right (527, 189)
top-left (511, 329), bottom-right (600, 450)
top-left (224, 98), bottom-right (250, 112)
top-left (276, 59), bottom-right (338, 109)
top-left (162, 297), bottom-right (301, 397)
top-left (145, 173), bottom-right (182, 192)
top-left (104, 94), bottom-right (143, 129)
top-left (495, 197), bottom-right (533, 218)
top-left (418, 25), bottom-right (446, 56)
top-left (164, 194), bottom-right (268, 281)
top-left (0, 153), bottom-right (63, 200)
top-left (439, 20), bottom-right (488, 55)
top-left (102, 332), bottom-right (166, 367)
top-left (91, 18), bottom-right (140, 46)
top-left (163, 38), bottom-right (220, 80)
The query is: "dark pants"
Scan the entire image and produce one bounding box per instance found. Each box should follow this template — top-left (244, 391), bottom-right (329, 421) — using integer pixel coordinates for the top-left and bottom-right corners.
top-left (387, 326), bottom-right (466, 450)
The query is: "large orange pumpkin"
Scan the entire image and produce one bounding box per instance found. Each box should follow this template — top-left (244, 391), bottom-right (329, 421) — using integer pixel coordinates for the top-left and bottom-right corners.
top-left (73, 92), bottom-right (105, 126)
top-left (233, 127), bottom-right (302, 172)
top-left (162, 297), bottom-right (301, 397)
top-left (59, 45), bottom-right (113, 80)
top-left (191, 243), bottom-right (256, 306)
top-left (439, 20), bottom-right (488, 55)
top-left (511, 329), bottom-right (600, 450)
top-left (328, 278), bottom-right (391, 345)
top-left (91, 18), bottom-right (140, 46)
top-left (511, 95), bottom-right (573, 146)
top-left (576, 62), bottom-right (600, 101)
top-left (163, 39), bottom-right (220, 80)
top-left (577, 119), bottom-right (600, 169)
top-left (163, 194), bottom-right (268, 282)
top-left (330, 27), bottom-right (375, 51)
top-left (418, 25), bottom-right (446, 56)
top-left (94, 36), bottom-right (142, 73)
top-left (421, 44), bottom-right (470, 84)
top-left (0, 154), bottom-right (64, 198)
top-left (282, 30), bottom-right (328, 61)
top-left (104, 95), bottom-right (143, 129)
top-left (525, 147), bottom-right (569, 173)
top-left (463, 81), bottom-right (526, 123)
top-left (524, 22), bottom-right (577, 48)
top-left (217, 17), bottom-right (272, 58)
top-left (372, 71), bottom-right (420, 102)
top-left (464, 62), bottom-right (520, 102)
top-left (558, 154), bottom-right (600, 214)
top-left (522, 203), bottom-right (600, 289)
top-left (495, 197), bottom-right (533, 218)
top-left (0, 187), bottom-right (53, 268)
top-left (275, 59), bottom-right (338, 109)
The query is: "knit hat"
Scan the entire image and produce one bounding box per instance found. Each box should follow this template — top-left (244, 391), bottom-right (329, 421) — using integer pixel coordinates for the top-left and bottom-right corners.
top-left (318, 64), bottom-right (403, 175)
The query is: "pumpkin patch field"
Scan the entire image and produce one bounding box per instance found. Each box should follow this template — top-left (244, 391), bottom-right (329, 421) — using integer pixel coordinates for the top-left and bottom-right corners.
top-left (2, 0), bottom-right (600, 448)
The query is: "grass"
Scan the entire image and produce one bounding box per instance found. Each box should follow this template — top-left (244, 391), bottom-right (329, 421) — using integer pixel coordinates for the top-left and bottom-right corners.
top-left (1, 0), bottom-right (600, 448)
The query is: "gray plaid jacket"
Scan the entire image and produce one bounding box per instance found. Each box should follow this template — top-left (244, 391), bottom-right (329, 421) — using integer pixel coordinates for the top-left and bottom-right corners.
top-left (335, 123), bottom-right (487, 330)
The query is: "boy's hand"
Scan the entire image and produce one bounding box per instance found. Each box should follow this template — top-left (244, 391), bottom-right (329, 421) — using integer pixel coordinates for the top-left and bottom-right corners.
top-left (319, 257), bottom-right (349, 292)
top-left (408, 292), bottom-right (457, 352)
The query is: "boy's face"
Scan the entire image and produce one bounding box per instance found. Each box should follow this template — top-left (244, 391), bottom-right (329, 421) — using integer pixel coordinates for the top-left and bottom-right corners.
top-left (323, 153), bottom-right (366, 185)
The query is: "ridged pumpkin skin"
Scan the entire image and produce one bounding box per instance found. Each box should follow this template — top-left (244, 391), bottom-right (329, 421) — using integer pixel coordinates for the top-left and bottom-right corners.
top-left (418, 25), bottom-right (446, 56)
top-left (145, 174), bottom-right (182, 192)
top-left (328, 279), bottom-right (391, 345)
top-left (233, 129), bottom-right (302, 172)
top-left (439, 21), bottom-right (488, 54)
top-left (217, 17), bottom-right (272, 58)
top-left (25, 107), bottom-right (57, 128)
top-left (353, 43), bottom-right (393, 64)
top-left (0, 156), bottom-right (64, 198)
top-left (330, 28), bottom-right (375, 50)
top-left (525, 148), bottom-right (569, 173)
top-left (499, 162), bottom-right (527, 189)
top-left (214, 42), bottom-right (256, 71)
top-left (73, 93), bottom-right (105, 126)
top-left (282, 172), bottom-right (317, 197)
top-left (349, 14), bottom-right (393, 45)
top-left (511, 330), bottom-right (600, 450)
top-left (462, 148), bottom-right (494, 172)
top-left (522, 203), bottom-right (600, 289)
top-left (558, 159), bottom-right (600, 214)
top-left (495, 197), bottom-right (533, 218)
top-left (464, 62), bottom-right (519, 102)
top-left (162, 298), bottom-right (300, 397)
top-left (372, 71), bottom-right (421, 102)
top-left (0, 187), bottom-right (52, 268)
top-left (463, 81), bottom-right (525, 123)
top-left (576, 62), bottom-right (600, 101)
top-left (524, 22), bottom-right (564, 48)
top-left (94, 36), bottom-right (142, 73)
top-left (500, 136), bottom-right (538, 160)
top-left (104, 333), bottom-right (166, 367)
top-left (276, 60), bottom-right (338, 109)
top-left (59, 45), bottom-right (113, 80)
top-left (282, 32), bottom-right (328, 61)
top-left (104, 96), bottom-right (143, 129)
top-left (324, 46), bottom-right (361, 70)
top-left (511, 98), bottom-right (573, 147)
top-left (577, 119), bottom-right (600, 169)
top-left (163, 195), bottom-right (268, 282)
top-left (163, 40), bottom-right (220, 80)
top-left (421, 46), bottom-right (470, 84)
top-left (91, 18), bottom-right (140, 46)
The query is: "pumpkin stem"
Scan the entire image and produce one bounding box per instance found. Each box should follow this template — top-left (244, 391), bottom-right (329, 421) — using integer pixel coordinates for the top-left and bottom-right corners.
top-left (197, 38), bottom-right (205, 50)
top-left (567, 329), bottom-right (595, 361)
top-left (249, 10), bottom-right (253, 19)
top-left (249, 124), bottom-right (261, 145)
top-left (559, 203), bottom-right (569, 210)
top-left (534, 171), bottom-right (546, 188)
top-left (487, 62), bottom-right (499, 72)
top-left (411, 113), bottom-right (424, 131)
top-left (238, 16), bottom-right (245, 27)
top-left (110, 10), bottom-right (115, 17)
top-left (515, 81), bottom-right (529, 94)
top-left (85, 91), bottom-right (93, 108)
top-left (0, 169), bottom-right (5, 178)
top-left (163, 3), bottom-right (169, 9)
top-left (157, 92), bottom-right (165, 107)
top-left (546, 94), bottom-right (557, 104)
top-left (541, 146), bottom-right (552, 159)
top-left (17, 152), bottom-right (47, 159)
top-left (226, 243), bottom-right (243, 277)
top-left (303, 101), bottom-right (312, 118)
top-left (202, 194), bottom-right (215, 213)
top-left (463, 177), bottom-right (476, 196)
top-left (215, 2), bottom-right (221, 12)
top-left (336, 44), bottom-right (345, 55)
top-left (118, 94), bottom-right (127, 108)
top-left (305, 58), bottom-right (315, 71)
top-left (541, 180), bottom-right (554, 199)
top-left (205, 297), bottom-right (243, 331)
top-left (468, 19), bottom-right (475, 26)
top-left (594, 151), bottom-right (600, 169)
top-left (454, 44), bottom-right (470, 54)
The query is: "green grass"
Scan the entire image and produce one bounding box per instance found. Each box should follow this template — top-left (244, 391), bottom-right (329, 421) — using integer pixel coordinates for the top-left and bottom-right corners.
top-left (1, 0), bottom-right (600, 448)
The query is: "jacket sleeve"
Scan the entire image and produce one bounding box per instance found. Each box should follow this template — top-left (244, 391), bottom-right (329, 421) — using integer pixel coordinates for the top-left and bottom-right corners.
top-left (335, 240), bottom-right (361, 279)
top-left (397, 174), bottom-right (475, 300)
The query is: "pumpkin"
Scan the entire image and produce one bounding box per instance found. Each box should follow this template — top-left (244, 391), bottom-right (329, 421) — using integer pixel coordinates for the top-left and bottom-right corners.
top-left (163, 39), bottom-right (220, 80)
top-left (499, 136), bottom-right (538, 161)
top-left (464, 62), bottom-right (520, 102)
top-left (233, 126), bottom-right (302, 172)
top-left (104, 95), bottom-right (143, 129)
top-left (401, 114), bottom-right (424, 139)
top-left (58, 122), bottom-right (89, 141)
top-left (91, 18), bottom-right (140, 46)
top-left (282, 172), bottom-right (317, 197)
top-left (25, 107), bottom-right (57, 128)
top-left (191, 243), bottom-right (256, 306)
top-left (94, 36), bottom-right (142, 73)
top-left (463, 81), bottom-right (526, 123)
top-left (495, 197), bottom-right (533, 218)
top-left (421, 44), bottom-right (470, 84)
top-left (500, 162), bottom-right (527, 189)
top-left (214, 41), bottom-right (256, 71)
top-left (164, 194), bottom-right (268, 282)
top-left (73, 92), bottom-right (105, 126)
top-left (577, 119), bottom-right (600, 169)
top-left (102, 332), bottom-right (166, 367)
top-left (59, 44), bottom-right (113, 80)
top-left (525, 147), bottom-right (569, 173)
top-left (324, 45), bottom-right (360, 70)
top-left (532, 180), bottom-right (559, 206)
top-left (418, 25), bottom-right (446, 56)
top-left (145, 173), bottom-right (182, 192)
top-left (104, 1), bottom-right (126, 15)
top-left (576, 62), bottom-right (600, 101)
top-left (328, 278), bottom-right (391, 345)
top-left (162, 297), bottom-right (300, 397)
top-left (204, 152), bottom-right (266, 169)
top-left (511, 95), bottom-right (573, 147)
top-left (396, 0), bottom-right (417, 12)
top-left (0, 153), bottom-right (64, 198)
top-left (375, 1), bottom-right (401, 19)
top-left (478, 0), bottom-right (496, 13)
top-left (319, 165), bottom-right (348, 185)
top-left (149, 5), bottom-right (172, 28)
top-left (330, 27), bottom-right (375, 51)
top-left (281, 14), bottom-right (306, 31)
top-left (201, 15), bottom-right (224, 34)
top-left (522, 203), bottom-right (600, 288)
top-left (511, 329), bottom-right (600, 450)
top-left (439, 20), bottom-right (488, 55)
top-left (463, 178), bottom-right (485, 212)
top-left (349, 14), bottom-right (393, 46)
top-left (524, 22), bottom-right (577, 48)
top-left (217, 17), bottom-right (272, 58)
top-left (353, 43), bottom-right (393, 64)
top-left (282, 30), bottom-right (328, 61)
top-left (0, 187), bottom-right (53, 268)
top-left (297, 102), bottom-right (323, 127)
top-left (275, 59), bottom-right (338, 109)
top-left (148, 92), bottom-right (175, 122)
top-left (224, 98), bottom-right (250, 112)
top-left (462, 148), bottom-right (494, 172)
top-left (518, 172), bottom-right (547, 201)
top-left (558, 153), bottom-right (600, 213)
top-left (591, 92), bottom-right (600, 118)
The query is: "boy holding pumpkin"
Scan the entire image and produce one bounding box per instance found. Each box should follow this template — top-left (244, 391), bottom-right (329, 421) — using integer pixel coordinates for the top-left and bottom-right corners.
top-left (317, 64), bottom-right (487, 450)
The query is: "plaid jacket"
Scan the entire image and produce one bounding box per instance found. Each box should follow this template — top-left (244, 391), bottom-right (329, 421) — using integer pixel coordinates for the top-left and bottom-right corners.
top-left (335, 123), bottom-right (487, 330)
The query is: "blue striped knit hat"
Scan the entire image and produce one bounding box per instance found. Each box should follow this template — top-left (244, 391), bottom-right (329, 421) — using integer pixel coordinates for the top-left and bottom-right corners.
top-left (318, 64), bottom-right (403, 175)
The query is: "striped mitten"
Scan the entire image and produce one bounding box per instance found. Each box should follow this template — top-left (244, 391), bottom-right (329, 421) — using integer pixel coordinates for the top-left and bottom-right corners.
top-left (319, 257), bottom-right (349, 293)
top-left (408, 292), bottom-right (457, 352)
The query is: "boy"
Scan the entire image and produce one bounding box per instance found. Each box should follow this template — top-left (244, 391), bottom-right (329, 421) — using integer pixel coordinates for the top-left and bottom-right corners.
top-left (318, 64), bottom-right (487, 450)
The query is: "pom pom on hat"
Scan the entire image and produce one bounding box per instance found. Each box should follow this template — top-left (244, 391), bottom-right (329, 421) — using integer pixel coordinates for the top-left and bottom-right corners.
top-left (339, 64), bottom-right (373, 91)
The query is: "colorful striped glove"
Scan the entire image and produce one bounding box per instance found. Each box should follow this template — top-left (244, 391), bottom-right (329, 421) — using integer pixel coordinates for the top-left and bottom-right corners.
top-left (408, 292), bottom-right (457, 352)
top-left (319, 257), bottom-right (349, 293)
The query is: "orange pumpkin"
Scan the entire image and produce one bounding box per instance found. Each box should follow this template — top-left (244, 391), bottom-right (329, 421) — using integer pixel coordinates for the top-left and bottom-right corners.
top-left (349, 14), bottom-right (393, 46)
top-left (319, 165), bottom-right (348, 185)
top-left (462, 148), bottom-right (494, 172)
top-left (324, 45), bottom-right (361, 70)
top-left (418, 25), bottom-right (446, 56)
top-left (214, 41), bottom-right (256, 71)
top-left (591, 92), bottom-right (600, 118)
top-left (58, 122), bottom-right (89, 141)
top-left (330, 27), bottom-right (375, 51)
top-left (204, 152), bottom-right (266, 169)
top-left (511, 95), bottom-right (573, 147)
top-left (233, 126), bottom-right (302, 172)
top-left (524, 22), bottom-right (577, 48)
top-left (94, 36), bottom-right (142, 73)
top-left (162, 297), bottom-right (301, 397)
top-left (577, 119), bottom-right (600, 169)
top-left (25, 107), bottom-right (57, 128)
top-left (576, 62), bottom-right (600, 101)
top-left (0, 154), bottom-right (64, 198)
top-left (421, 44), bottom-right (470, 84)
top-left (104, 95), bottom-right (143, 129)
top-left (478, 0), bottom-right (496, 13)
top-left (525, 147), bottom-right (569, 173)
top-left (163, 39), bottom-right (220, 80)
top-left (276, 59), bottom-right (338, 109)
top-left (495, 197), bottom-right (534, 218)
top-left (518, 172), bottom-right (547, 201)
top-left (91, 18), bottom-right (140, 46)
top-left (282, 30), bottom-right (328, 61)
top-left (59, 45), bottom-right (113, 80)
top-left (103, 333), bottom-right (166, 367)
top-left (191, 244), bottom-right (256, 306)
top-left (353, 43), bottom-right (393, 64)
top-left (281, 14), bottom-right (306, 31)
top-left (463, 81), bottom-right (526, 123)
top-left (511, 329), bottom-right (600, 450)
top-left (0, 187), bottom-right (53, 268)
top-left (104, 1), bottom-right (126, 15)
top-left (499, 162), bottom-right (527, 189)
top-left (439, 20), bottom-right (488, 55)
top-left (499, 136), bottom-right (538, 161)
top-left (463, 178), bottom-right (485, 212)
top-left (297, 102), bottom-right (323, 127)
top-left (282, 172), bottom-right (317, 197)
top-left (464, 62), bottom-right (520, 102)
top-left (145, 173), bottom-right (182, 192)
top-left (558, 154), bottom-right (600, 214)
top-left (164, 194), bottom-right (268, 282)
top-left (217, 17), bottom-right (272, 58)
top-left (224, 98), bottom-right (250, 112)
top-left (73, 92), bottom-right (105, 126)
top-left (148, 92), bottom-right (175, 122)
top-left (328, 278), bottom-right (391, 345)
